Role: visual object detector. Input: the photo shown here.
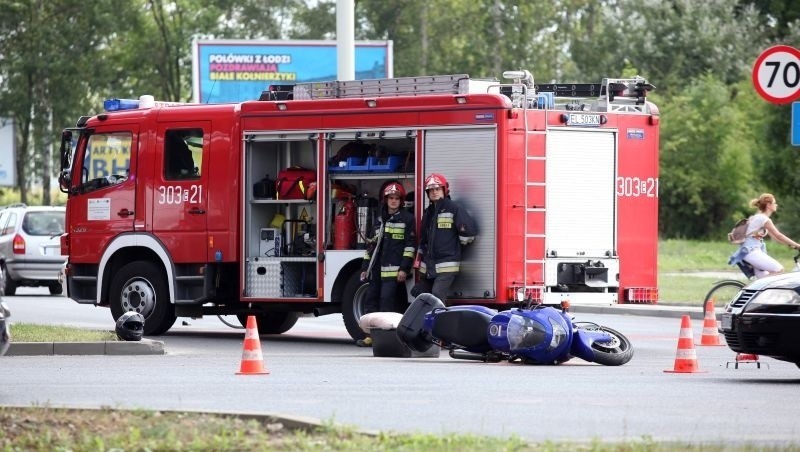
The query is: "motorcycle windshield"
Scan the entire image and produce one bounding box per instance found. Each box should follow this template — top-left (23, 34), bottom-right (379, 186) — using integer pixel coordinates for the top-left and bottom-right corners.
top-left (507, 314), bottom-right (547, 351)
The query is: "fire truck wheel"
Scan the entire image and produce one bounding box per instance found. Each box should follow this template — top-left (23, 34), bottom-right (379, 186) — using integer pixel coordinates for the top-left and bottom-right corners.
top-left (342, 271), bottom-right (369, 341)
top-left (48, 282), bottom-right (63, 295)
top-left (235, 312), bottom-right (299, 334)
top-left (109, 260), bottom-right (176, 336)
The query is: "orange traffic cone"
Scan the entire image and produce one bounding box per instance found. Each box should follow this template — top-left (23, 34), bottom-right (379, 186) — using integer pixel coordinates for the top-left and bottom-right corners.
top-left (236, 315), bottom-right (269, 375)
top-left (664, 314), bottom-right (706, 373)
top-left (699, 299), bottom-right (724, 346)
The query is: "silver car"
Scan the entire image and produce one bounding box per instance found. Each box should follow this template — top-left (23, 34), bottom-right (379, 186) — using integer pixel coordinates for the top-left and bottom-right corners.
top-left (0, 204), bottom-right (66, 295)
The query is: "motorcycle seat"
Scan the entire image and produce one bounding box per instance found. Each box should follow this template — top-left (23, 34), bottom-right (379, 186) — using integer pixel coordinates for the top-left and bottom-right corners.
top-left (431, 308), bottom-right (493, 352)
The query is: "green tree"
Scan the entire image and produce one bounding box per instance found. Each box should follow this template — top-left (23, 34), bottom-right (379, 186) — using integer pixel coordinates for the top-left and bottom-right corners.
top-left (658, 74), bottom-right (756, 238)
top-left (106, 0), bottom-right (224, 102)
top-left (287, 0), bottom-right (335, 39)
top-left (571, 0), bottom-right (768, 93)
top-left (106, 0), bottom-right (308, 102)
top-left (737, 3), bottom-right (800, 237)
top-left (355, 0), bottom-right (563, 80)
top-left (0, 0), bottom-right (135, 204)
top-left (744, 0), bottom-right (800, 41)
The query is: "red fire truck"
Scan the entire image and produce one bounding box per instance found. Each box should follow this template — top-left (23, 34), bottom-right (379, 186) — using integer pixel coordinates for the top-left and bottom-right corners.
top-left (58, 70), bottom-right (659, 339)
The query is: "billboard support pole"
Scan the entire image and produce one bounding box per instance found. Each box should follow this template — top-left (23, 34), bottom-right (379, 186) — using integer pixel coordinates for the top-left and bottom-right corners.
top-left (336, 0), bottom-right (355, 81)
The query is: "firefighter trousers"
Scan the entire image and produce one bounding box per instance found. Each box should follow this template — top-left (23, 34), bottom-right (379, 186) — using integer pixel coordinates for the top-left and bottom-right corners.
top-left (410, 273), bottom-right (457, 303)
top-left (364, 267), bottom-right (405, 313)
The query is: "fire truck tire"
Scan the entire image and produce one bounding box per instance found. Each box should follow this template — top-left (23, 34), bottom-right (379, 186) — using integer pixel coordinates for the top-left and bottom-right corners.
top-left (109, 260), bottom-right (176, 336)
top-left (48, 282), bottom-right (63, 295)
top-left (235, 313), bottom-right (299, 334)
top-left (342, 271), bottom-right (369, 341)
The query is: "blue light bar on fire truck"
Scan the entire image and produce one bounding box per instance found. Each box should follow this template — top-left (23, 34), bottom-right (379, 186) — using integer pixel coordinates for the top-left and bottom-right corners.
top-left (104, 98), bottom-right (140, 111)
top-left (103, 95), bottom-right (186, 112)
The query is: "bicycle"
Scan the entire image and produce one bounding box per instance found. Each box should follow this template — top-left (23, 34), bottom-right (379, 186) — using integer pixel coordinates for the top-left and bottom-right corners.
top-left (703, 251), bottom-right (800, 316)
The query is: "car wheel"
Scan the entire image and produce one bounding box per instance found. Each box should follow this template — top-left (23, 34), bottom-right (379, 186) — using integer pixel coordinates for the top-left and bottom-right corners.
top-left (48, 282), bottom-right (63, 295)
top-left (109, 260), bottom-right (176, 336)
top-left (1, 265), bottom-right (17, 296)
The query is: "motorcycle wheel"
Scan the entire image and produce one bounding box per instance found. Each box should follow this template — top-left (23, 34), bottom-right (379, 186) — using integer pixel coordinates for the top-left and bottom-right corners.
top-left (588, 326), bottom-right (634, 366)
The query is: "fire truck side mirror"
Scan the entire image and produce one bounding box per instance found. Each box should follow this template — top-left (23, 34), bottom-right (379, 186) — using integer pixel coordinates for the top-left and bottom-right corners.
top-left (59, 130), bottom-right (73, 171)
top-left (58, 170), bottom-right (71, 194)
top-left (58, 130), bottom-right (74, 194)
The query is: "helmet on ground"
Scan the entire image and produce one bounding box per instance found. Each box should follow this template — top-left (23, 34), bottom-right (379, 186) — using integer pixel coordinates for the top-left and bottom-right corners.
top-left (382, 181), bottom-right (406, 201)
top-left (116, 311), bottom-right (145, 341)
top-left (424, 173), bottom-right (449, 196)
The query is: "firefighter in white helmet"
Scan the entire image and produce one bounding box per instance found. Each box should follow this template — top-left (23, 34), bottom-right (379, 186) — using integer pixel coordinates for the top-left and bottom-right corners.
top-left (357, 181), bottom-right (416, 346)
top-left (411, 173), bottom-right (477, 302)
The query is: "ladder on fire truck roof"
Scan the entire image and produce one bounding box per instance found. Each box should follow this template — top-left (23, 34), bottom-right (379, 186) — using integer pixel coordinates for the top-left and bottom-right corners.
top-left (288, 74), bottom-right (479, 99)
top-left (276, 72), bottom-right (655, 113)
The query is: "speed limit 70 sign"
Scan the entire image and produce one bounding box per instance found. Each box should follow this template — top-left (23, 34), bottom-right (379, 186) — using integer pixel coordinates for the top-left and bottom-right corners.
top-left (753, 45), bottom-right (800, 104)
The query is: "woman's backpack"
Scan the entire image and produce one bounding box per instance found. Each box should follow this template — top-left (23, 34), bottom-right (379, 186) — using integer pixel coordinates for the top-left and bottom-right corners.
top-left (728, 218), bottom-right (749, 245)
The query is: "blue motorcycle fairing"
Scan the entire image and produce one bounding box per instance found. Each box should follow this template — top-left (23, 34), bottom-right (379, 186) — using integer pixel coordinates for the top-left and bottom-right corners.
top-left (569, 327), bottom-right (615, 362)
top-left (486, 307), bottom-right (573, 363)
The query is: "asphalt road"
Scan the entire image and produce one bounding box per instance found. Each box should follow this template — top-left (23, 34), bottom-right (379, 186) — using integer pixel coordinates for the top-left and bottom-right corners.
top-left (2, 289), bottom-right (800, 445)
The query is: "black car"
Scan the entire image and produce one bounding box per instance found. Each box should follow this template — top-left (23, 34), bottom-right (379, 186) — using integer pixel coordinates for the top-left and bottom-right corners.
top-left (721, 272), bottom-right (800, 367)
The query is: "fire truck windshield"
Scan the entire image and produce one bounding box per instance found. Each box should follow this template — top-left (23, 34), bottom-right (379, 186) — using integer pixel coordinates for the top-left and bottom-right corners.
top-left (79, 132), bottom-right (132, 191)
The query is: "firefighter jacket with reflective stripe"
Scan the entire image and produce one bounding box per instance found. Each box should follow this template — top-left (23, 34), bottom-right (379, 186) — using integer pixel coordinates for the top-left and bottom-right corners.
top-left (418, 197), bottom-right (477, 278)
top-left (361, 205), bottom-right (416, 280)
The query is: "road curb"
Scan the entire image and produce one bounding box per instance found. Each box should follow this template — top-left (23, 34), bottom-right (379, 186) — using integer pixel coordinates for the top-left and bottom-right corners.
top-left (5, 338), bottom-right (165, 356)
top-left (572, 303), bottom-right (705, 321)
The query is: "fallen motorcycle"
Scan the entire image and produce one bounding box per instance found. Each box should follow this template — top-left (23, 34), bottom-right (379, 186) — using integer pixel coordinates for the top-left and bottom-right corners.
top-left (397, 293), bottom-right (634, 365)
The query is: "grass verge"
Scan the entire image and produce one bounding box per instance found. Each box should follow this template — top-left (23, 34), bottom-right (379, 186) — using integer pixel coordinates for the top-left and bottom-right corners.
top-left (659, 238), bottom-right (798, 272)
top-left (0, 406), bottom-right (721, 451)
top-left (9, 323), bottom-right (116, 342)
top-left (657, 239), bottom-right (796, 305)
top-left (658, 275), bottom-right (721, 307)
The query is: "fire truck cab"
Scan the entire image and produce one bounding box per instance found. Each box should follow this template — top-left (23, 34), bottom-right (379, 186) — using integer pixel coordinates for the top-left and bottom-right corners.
top-left (58, 70), bottom-right (659, 339)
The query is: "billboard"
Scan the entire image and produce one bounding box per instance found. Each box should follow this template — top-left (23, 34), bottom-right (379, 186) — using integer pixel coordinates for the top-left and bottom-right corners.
top-left (0, 118), bottom-right (15, 187)
top-left (192, 39), bottom-right (393, 103)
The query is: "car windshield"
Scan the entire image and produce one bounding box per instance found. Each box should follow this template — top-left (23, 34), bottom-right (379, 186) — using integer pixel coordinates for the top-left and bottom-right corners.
top-left (22, 211), bottom-right (65, 236)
